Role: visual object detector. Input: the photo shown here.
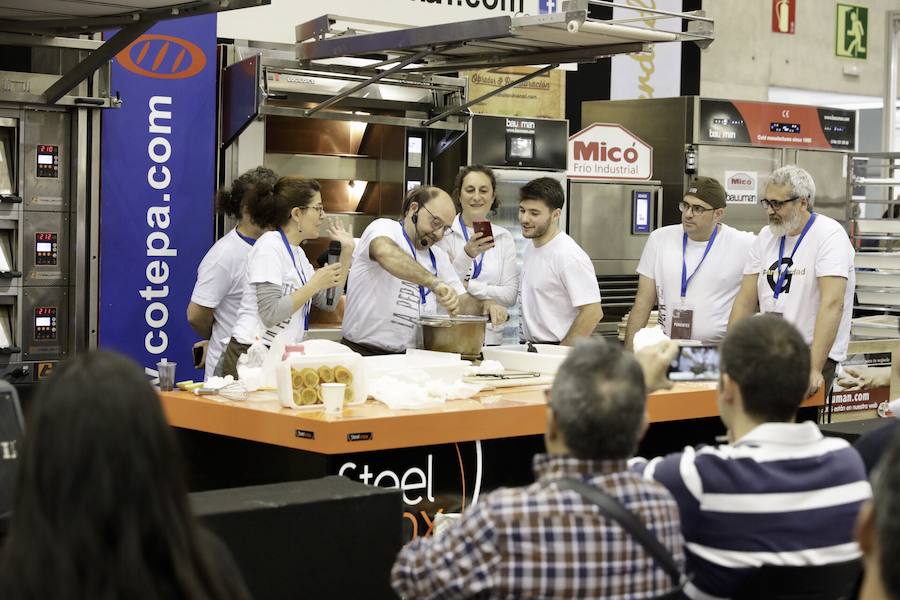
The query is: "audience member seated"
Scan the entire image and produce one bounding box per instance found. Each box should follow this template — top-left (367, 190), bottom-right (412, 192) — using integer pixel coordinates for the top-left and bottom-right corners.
top-left (0, 351), bottom-right (253, 600)
top-left (632, 314), bottom-right (871, 599)
top-left (391, 338), bottom-right (685, 599)
top-left (857, 429), bottom-right (900, 600)
top-left (854, 419), bottom-right (900, 475)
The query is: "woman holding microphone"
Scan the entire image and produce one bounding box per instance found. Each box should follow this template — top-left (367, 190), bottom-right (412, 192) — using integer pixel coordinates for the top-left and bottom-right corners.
top-left (221, 176), bottom-right (354, 377)
top-left (438, 165), bottom-right (519, 344)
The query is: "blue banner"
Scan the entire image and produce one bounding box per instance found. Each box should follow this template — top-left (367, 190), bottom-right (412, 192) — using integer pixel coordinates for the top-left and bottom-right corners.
top-left (99, 15), bottom-right (216, 382)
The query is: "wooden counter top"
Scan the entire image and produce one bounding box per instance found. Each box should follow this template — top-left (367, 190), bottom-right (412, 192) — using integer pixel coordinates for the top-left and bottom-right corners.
top-left (160, 384), bottom-right (824, 455)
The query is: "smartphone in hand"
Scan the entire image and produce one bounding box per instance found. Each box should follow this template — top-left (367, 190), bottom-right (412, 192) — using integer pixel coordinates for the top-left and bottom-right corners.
top-left (473, 220), bottom-right (493, 240)
top-left (667, 345), bottom-right (720, 381)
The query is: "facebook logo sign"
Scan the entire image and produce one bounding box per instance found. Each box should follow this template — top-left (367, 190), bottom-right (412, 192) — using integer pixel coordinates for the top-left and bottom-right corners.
top-left (539, 0), bottom-right (560, 13)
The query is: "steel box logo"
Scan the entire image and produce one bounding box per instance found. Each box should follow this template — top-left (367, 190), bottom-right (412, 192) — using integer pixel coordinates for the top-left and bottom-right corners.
top-left (116, 34), bottom-right (206, 80)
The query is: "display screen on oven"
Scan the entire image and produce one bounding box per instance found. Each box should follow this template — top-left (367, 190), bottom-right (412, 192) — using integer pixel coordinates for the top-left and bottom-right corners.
top-left (34, 306), bottom-right (57, 340)
top-left (36, 145), bottom-right (59, 178)
top-left (35, 232), bottom-right (58, 266)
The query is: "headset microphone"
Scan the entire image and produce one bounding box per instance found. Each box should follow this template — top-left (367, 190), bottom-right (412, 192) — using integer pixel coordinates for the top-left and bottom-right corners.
top-left (419, 239), bottom-right (428, 248)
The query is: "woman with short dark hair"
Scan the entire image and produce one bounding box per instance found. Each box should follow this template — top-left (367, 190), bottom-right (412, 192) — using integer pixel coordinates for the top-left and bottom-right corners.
top-left (188, 166), bottom-right (277, 380)
top-left (0, 351), bottom-right (253, 600)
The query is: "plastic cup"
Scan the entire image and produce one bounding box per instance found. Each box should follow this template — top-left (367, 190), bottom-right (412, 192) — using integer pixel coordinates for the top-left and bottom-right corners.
top-left (320, 383), bottom-right (346, 414)
top-left (157, 361), bottom-right (176, 392)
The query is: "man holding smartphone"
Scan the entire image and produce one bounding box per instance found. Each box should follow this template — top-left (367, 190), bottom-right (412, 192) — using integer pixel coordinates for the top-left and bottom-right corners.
top-left (625, 176), bottom-right (755, 350)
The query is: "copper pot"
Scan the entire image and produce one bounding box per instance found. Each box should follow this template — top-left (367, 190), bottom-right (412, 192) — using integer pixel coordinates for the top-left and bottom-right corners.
top-left (420, 315), bottom-right (487, 358)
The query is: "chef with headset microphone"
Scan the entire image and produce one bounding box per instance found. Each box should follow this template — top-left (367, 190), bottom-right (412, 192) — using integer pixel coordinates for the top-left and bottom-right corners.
top-left (341, 185), bottom-right (488, 355)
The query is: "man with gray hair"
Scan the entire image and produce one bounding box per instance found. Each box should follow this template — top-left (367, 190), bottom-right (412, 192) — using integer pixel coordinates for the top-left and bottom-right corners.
top-left (729, 164), bottom-right (855, 397)
top-left (391, 339), bottom-right (684, 599)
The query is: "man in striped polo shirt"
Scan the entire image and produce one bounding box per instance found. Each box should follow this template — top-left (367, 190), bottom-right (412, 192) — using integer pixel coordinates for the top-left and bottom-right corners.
top-left (632, 314), bottom-right (870, 600)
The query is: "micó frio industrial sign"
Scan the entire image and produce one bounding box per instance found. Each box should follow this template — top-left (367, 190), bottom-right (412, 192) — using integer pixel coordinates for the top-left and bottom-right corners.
top-left (567, 123), bottom-right (653, 181)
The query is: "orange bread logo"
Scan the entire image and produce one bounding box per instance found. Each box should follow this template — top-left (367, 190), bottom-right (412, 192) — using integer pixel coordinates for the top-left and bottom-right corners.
top-left (116, 34), bottom-right (206, 79)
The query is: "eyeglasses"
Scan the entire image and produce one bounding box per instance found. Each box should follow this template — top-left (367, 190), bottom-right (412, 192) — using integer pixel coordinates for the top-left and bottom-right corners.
top-left (760, 196), bottom-right (799, 211)
top-left (678, 201), bottom-right (714, 216)
top-left (302, 204), bottom-right (325, 215)
top-left (420, 204), bottom-right (452, 235)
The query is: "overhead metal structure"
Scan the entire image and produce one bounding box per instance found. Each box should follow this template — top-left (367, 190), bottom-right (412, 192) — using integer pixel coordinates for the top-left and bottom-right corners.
top-left (0, 0), bottom-right (270, 104)
top-left (245, 0), bottom-right (714, 128)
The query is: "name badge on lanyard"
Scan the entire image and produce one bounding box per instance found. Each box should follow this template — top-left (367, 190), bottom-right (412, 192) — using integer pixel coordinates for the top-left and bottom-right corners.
top-left (400, 221), bottom-right (437, 305)
top-left (458, 214), bottom-right (484, 280)
top-left (674, 225), bottom-right (719, 340)
top-left (279, 230), bottom-right (310, 331)
top-left (771, 213), bottom-right (816, 311)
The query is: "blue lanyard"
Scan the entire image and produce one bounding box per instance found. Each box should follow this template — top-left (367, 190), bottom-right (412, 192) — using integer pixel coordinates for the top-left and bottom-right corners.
top-left (773, 213), bottom-right (816, 300)
top-left (399, 220), bottom-right (437, 304)
top-left (235, 229), bottom-right (256, 246)
top-left (458, 214), bottom-right (485, 280)
top-left (681, 224), bottom-right (720, 298)
top-left (278, 230), bottom-right (310, 331)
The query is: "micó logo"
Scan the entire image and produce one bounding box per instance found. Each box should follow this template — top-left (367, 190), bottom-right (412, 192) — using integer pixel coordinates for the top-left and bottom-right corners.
top-left (116, 34), bottom-right (206, 79)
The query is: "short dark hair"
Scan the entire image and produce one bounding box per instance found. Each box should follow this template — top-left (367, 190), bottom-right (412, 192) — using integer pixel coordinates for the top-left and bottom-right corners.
top-left (248, 175), bottom-right (321, 229)
top-left (519, 177), bottom-right (564, 211)
top-left (216, 165), bottom-right (277, 219)
top-left (452, 165), bottom-right (499, 214)
top-left (0, 351), bottom-right (249, 600)
top-left (874, 431), bottom-right (900, 599)
top-left (549, 339), bottom-right (646, 460)
top-left (720, 314), bottom-right (810, 422)
top-left (401, 185), bottom-right (444, 214)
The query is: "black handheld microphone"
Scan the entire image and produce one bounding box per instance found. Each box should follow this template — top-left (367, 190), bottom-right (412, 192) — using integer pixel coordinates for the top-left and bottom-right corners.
top-left (325, 240), bottom-right (341, 306)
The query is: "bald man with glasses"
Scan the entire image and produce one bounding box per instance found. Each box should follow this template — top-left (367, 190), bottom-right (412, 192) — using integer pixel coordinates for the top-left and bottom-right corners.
top-left (342, 185), bottom-right (499, 355)
top-left (729, 165), bottom-right (855, 398)
top-left (625, 176), bottom-right (755, 349)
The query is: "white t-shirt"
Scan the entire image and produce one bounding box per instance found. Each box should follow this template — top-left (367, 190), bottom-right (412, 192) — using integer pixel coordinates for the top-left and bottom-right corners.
top-left (342, 218), bottom-right (466, 352)
top-left (636, 223), bottom-right (755, 343)
top-left (436, 215), bottom-right (520, 345)
top-left (519, 232), bottom-right (602, 343)
top-left (190, 229), bottom-right (255, 380)
top-left (231, 230), bottom-right (328, 346)
top-left (744, 213), bottom-right (855, 362)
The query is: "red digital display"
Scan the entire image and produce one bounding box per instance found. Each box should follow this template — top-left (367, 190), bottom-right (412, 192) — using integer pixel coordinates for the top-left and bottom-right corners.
top-left (38, 145), bottom-right (57, 153)
top-left (35, 306), bottom-right (56, 317)
top-left (36, 232), bottom-right (55, 242)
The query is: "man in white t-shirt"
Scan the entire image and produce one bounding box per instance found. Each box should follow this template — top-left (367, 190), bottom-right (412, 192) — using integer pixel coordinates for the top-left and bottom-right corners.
top-left (729, 165), bottom-right (855, 398)
top-left (518, 177), bottom-right (602, 345)
top-left (624, 176), bottom-right (755, 349)
top-left (342, 186), bottom-right (496, 354)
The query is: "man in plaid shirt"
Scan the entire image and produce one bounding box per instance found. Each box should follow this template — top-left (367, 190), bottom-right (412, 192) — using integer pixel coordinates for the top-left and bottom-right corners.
top-left (391, 339), bottom-right (684, 599)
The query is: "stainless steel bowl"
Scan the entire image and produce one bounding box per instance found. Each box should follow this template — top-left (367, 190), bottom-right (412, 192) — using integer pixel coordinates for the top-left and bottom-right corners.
top-left (420, 315), bottom-right (487, 358)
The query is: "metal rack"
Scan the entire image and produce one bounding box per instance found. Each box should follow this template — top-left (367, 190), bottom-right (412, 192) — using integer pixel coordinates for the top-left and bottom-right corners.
top-left (847, 151), bottom-right (900, 338)
top-left (275, 0), bottom-right (714, 128)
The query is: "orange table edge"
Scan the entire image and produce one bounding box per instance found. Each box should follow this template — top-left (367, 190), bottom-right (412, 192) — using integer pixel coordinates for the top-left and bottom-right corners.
top-left (160, 385), bottom-right (824, 455)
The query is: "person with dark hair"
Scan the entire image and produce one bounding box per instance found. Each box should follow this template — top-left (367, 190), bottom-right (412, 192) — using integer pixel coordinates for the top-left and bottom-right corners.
top-left (221, 176), bottom-right (354, 376)
top-left (729, 165), bottom-right (855, 398)
top-left (342, 185), bottom-right (493, 354)
top-left (625, 176), bottom-right (755, 349)
top-left (436, 165), bottom-right (519, 344)
top-left (188, 166), bottom-right (278, 379)
top-left (632, 314), bottom-right (870, 600)
top-left (518, 177), bottom-right (602, 345)
top-left (392, 338), bottom-right (685, 599)
top-left (0, 351), bottom-right (252, 600)
top-left (856, 428), bottom-right (900, 600)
